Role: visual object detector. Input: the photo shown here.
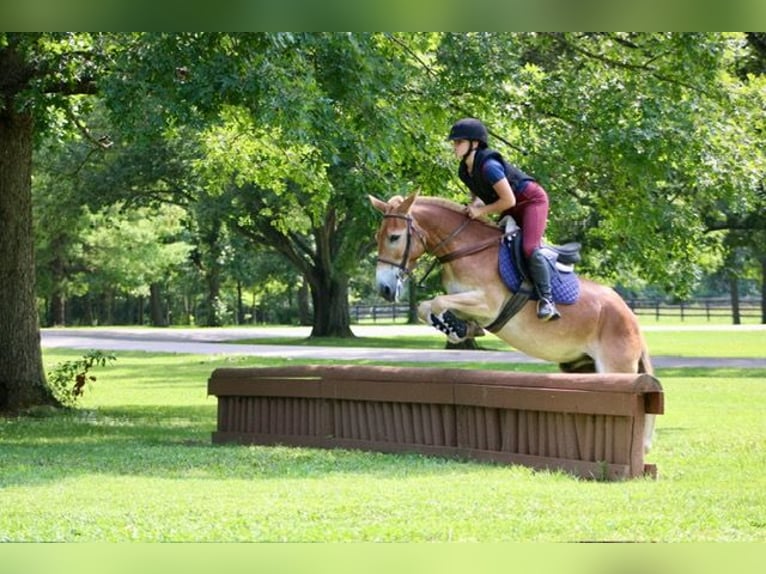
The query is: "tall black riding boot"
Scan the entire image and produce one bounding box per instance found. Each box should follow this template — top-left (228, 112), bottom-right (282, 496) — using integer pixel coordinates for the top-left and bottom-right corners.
top-left (527, 249), bottom-right (561, 321)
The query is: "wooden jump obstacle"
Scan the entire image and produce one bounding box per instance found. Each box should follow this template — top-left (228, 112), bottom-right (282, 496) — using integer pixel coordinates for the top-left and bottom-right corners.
top-left (208, 365), bottom-right (663, 480)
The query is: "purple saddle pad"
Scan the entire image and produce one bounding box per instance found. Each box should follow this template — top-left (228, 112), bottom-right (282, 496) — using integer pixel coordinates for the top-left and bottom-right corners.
top-left (498, 242), bottom-right (580, 305)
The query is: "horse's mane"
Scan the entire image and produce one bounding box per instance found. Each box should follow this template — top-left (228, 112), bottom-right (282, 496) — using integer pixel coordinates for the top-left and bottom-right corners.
top-left (413, 195), bottom-right (500, 231)
top-left (413, 195), bottom-right (464, 213)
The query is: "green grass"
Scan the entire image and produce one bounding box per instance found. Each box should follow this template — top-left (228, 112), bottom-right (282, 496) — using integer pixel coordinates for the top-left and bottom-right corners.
top-left (231, 327), bottom-right (766, 358)
top-left (642, 329), bottom-right (765, 358)
top-left (0, 349), bottom-right (764, 542)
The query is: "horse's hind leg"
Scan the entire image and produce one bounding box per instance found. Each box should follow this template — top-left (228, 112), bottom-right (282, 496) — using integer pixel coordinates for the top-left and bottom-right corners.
top-left (592, 343), bottom-right (657, 454)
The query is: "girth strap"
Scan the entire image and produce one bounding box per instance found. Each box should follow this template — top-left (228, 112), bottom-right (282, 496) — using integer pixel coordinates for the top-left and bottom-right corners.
top-left (485, 280), bottom-right (534, 333)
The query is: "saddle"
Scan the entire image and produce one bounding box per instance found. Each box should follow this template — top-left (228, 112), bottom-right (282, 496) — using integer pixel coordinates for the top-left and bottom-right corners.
top-left (497, 215), bottom-right (582, 306)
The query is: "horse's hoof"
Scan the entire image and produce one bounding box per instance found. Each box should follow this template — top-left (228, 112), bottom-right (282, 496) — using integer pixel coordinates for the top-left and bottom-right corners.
top-left (429, 311), bottom-right (468, 343)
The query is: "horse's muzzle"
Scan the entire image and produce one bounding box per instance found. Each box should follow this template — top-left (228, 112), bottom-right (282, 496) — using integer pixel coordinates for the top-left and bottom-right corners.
top-left (376, 268), bottom-right (403, 302)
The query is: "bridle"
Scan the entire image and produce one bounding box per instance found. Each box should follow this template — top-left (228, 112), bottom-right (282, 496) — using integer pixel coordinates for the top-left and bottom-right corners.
top-left (375, 213), bottom-right (421, 276)
top-left (376, 211), bottom-right (502, 286)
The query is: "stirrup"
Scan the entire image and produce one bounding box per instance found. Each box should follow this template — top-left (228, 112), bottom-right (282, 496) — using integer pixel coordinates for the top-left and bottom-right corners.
top-left (429, 311), bottom-right (468, 343)
top-left (537, 299), bottom-right (561, 322)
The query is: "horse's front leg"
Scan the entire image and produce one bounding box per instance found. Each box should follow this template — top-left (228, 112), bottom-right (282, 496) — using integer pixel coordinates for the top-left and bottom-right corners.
top-left (418, 290), bottom-right (492, 343)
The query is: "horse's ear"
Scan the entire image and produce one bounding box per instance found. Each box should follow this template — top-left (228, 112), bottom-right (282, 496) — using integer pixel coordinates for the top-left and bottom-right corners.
top-left (368, 195), bottom-right (389, 214)
top-left (398, 189), bottom-right (419, 214)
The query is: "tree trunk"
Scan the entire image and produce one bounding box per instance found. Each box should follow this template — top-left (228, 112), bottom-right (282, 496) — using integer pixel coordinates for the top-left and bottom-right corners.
top-left (149, 282), bottom-right (167, 327)
top-left (729, 275), bottom-right (741, 325)
top-left (761, 256), bottom-right (766, 325)
top-left (407, 279), bottom-right (419, 324)
top-left (309, 273), bottom-right (353, 337)
top-left (235, 280), bottom-right (244, 325)
top-left (297, 279), bottom-right (312, 326)
top-left (0, 108), bottom-right (57, 412)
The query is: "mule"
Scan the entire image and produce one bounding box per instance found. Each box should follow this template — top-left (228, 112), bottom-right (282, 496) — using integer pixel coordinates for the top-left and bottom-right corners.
top-left (369, 191), bottom-right (656, 451)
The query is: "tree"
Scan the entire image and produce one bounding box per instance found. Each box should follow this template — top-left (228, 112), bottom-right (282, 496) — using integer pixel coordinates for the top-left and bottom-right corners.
top-left (1, 33), bottom-right (104, 412)
top-left (104, 33), bottom-right (436, 337)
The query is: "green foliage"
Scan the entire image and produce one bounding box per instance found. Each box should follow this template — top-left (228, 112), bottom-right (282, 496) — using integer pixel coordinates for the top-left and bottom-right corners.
top-left (46, 350), bottom-right (116, 407)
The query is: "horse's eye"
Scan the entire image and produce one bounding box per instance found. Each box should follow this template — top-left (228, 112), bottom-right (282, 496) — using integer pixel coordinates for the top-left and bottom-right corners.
top-left (389, 234), bottom-right (401, 243)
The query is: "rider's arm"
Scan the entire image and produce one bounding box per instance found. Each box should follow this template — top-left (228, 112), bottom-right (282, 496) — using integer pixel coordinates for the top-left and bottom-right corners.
top-left (466, 176), bottom-right (515, 219)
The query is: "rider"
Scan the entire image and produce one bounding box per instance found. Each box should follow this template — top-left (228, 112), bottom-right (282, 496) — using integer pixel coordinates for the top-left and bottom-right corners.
top-left (447, 117), bottom-right (560, 321)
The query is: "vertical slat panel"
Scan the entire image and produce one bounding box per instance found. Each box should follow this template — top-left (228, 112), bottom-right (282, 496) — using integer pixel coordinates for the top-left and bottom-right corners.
top-left (392, 403), bottom-right (404, 442)
top-left (546, 413), bottom-right (557, 457)
top-left (348, 401), bottom-right (358, 438)
top-left (246, 398), bottom-right (254, 433)
top-left (269, 398), bottom-right (277, 434)
top-left (302, 399), bottom-right (310, 435)
top-left (238, 397), bottom-right (247, 432)
top-left (272, 398), bottom-right (280, 434)
top-left (412, 404), bottom-right (424, 444)
top-left (353, 401), bottom-right (364, 440)
top-left (612, 415), bottom-right (630, 465)
top-left (290, 397), bottom-right (306, 435)
top-left (217, 398), bottom-right (227, 432)
top-left (456, 406), bottom-right (467, 448)
top-left (383, 403), bottom-right (395, 442)
top-left (594, 415), bottom-right (605, 460)
top-left (466, 407), bottom-right (477, 448)
top-left (605, 416), bottom-right (615, 462)
top-left (372, 403), bottom-right (384, 441)
top-left (501, 409), bottom-right (518, 453)
top-left (430, 405), bottom-right (444, 446)
top-left (365, 402), bottom-right (375, 440)
top-left (402, 403), bottom-right (415, 443)
top-left (485, 408), bottom-right (499, 451)
top-left (315, 399), bottom-right (325, 436)
top-left (420, 404), bottom-right (432, 445)
top-left (517, 410), bottom-right (528, 454)
top-left (323, 400), bottom-right (334, 438)
top-left (306, 398), bottom-right (314, 435)
top-left (337, 401), bottom-right (347, 438)
top-left (257, 398), bottom-right (266, 434)
top-left (229, 397), bottom-right (238, 432)
top-left (563, 414), bottom-right (580, 460)
top-left (477, 408), bottom-right (488, 450)
top-left (443, 405), bottom-right (456, 446)
top-left (528, 411), bottom-right (539, 456)
top-left (302, 398), bottom-right (311, 435)
top-left (572, 413), bottom-right (592, 461)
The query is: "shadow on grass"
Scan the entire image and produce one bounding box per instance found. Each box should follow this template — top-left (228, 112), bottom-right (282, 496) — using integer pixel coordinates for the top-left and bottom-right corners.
top-left (0, 404), bottom-right (493, 489)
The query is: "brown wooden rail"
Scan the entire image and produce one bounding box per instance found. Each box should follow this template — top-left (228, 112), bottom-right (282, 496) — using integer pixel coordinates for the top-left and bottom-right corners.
top-left (208, 365), bottom-right (663, 480)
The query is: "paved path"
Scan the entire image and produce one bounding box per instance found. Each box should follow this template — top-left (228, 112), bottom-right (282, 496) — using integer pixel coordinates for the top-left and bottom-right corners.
top-left (40, 325), bottom-right (766, 369)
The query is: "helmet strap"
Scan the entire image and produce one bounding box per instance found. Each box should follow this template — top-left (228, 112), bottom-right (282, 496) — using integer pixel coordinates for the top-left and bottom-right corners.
top-left (462, 142), bottom-right (478, 162)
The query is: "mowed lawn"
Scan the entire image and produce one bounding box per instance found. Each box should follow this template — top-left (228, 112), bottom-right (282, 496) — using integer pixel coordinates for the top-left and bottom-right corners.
top-left (1, 328), bottom-right (765, 542)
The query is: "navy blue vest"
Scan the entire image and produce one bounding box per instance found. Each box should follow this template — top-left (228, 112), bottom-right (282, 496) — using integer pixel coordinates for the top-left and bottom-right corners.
top-left (458, 148), bottom-right (534, 205)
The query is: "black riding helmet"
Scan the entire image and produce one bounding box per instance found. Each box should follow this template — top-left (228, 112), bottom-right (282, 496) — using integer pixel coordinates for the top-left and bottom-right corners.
top-left (447, 118), bottom-right (489, 147)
